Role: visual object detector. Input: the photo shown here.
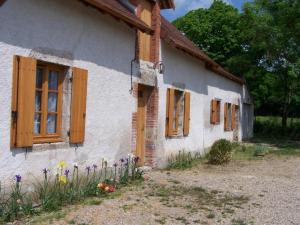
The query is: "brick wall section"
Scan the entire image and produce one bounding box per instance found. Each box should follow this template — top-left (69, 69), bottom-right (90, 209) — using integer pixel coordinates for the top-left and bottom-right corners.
top-left (131, 83), bottom-right (159, 167)
top-left (150, 3), bottom-right (161, 63)
top-left (145, 87), bottom-right (159, 167)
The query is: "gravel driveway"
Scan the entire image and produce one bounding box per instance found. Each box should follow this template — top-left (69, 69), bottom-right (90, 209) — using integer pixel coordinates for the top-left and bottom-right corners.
top-left (26, 156), bottom-right (300, 225)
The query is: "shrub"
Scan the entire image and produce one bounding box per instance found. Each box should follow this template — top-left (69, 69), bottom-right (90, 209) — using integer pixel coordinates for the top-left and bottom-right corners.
top-left (208, 139), bottom-right (233, 165)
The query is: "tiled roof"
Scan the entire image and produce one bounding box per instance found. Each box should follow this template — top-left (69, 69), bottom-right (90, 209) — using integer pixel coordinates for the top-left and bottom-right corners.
top-left (161, 17), bottom-right (245, 85)
top-left (81, 0), bottom-right (153, 34)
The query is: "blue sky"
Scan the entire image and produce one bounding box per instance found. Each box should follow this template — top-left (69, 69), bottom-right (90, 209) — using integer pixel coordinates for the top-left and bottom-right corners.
top-left (161, 0), bottom-right (251, 21)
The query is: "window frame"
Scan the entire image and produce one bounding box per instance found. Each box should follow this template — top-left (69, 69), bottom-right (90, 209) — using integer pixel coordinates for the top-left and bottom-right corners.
top-left (166, 88), bottom-right (186, 137)
top-left (33, 62), bottom-right (64, 144)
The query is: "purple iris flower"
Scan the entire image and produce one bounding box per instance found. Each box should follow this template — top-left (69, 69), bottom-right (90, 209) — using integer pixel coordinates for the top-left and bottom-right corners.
top-left (15, 175), bottom-right (22, 183)
top-left (43, 168), bottom-right (49, 174)
top-left (64, 169), bottom-right (70, 177)
top-left (134, 156), bottom-right (140, 163)
top-left (86, 166), bottom-right (91, 174)
top-left (113, 163), bottom-right (118, 167)
top-left (92, 164), bottom-right (97, 169)
top-left (120, 158), bottom-right (125, 163)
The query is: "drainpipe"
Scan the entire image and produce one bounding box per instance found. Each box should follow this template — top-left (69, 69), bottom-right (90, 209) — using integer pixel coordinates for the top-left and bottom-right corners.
top-left (119, 0), bottom-right (136, 13)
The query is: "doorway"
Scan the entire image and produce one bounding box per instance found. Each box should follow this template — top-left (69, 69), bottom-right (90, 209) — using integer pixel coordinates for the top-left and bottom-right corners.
top-left (136, 84), bottom-right (152, 166)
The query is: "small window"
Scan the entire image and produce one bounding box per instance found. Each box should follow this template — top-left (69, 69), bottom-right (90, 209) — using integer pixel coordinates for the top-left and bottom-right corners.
top-left (211, 99), bottom-right (221, 124)
top-left (34, 63), bottom-right (64, 143)
top-left (166, 88), bottom-right (190, 137)
top-left (224, 103), bottom-right (232, 131)
top-left (172, 90), bottom-right (184, 135)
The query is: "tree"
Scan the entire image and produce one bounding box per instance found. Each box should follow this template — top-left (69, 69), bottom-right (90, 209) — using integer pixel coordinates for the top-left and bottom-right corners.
top-left (173, 0), bottom-right (300, 130)
top-left (242, 0), bottom-right (300, 129)
top-left (173, 0), bottom-right (245, 74)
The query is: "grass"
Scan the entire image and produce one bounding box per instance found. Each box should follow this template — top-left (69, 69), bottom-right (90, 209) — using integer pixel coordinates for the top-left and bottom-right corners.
top-left (147, 183), bottom-right (249, 213)
top-left (232, 138), bottom-right (300, 161)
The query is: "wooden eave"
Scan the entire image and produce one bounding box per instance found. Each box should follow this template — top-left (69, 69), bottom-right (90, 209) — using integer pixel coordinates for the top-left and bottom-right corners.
top-left (81, 0), bottom-right (153, 34)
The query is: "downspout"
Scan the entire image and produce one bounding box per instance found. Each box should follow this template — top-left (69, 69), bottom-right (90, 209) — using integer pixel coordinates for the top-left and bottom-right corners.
top-left (130, 29), bottom-right (140, 94)
top-left (119, 0), bottom-right (136, 13)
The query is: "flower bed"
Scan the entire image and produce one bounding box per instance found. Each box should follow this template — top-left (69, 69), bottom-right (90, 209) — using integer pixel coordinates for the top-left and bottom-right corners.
top-left (0, 155), bottom-right (143, 223)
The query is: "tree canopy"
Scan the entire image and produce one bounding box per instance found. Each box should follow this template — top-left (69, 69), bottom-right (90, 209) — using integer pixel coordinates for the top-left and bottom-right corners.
top-left (173, 0), bottom-right (300, 128)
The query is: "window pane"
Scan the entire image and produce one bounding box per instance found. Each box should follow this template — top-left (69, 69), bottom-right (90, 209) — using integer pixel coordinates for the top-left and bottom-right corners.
top-left (35, 91), bottom-right (42, 112)
top-left (36, 68), bottom-right (43, 89)
top-left (48, 70), bottom-right (59, 90)
top-left (34, 113), bottom-right (41, 134)
top-left (48, 93), bottom-right (58, 112)
top-left (47, 114), bottom-right (57, 134)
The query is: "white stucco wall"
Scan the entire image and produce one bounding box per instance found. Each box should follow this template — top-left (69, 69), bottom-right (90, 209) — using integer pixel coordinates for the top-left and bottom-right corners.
top-left (0, 0), bottom-right (137, 182)
top-left (0, 0), bottom-right (254, 181)
top-left (156, 42), bottom-right (245, 166)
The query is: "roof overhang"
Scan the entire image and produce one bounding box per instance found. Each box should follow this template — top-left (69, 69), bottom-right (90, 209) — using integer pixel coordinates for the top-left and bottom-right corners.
top-left (81, 0), bottom-right (153, 34)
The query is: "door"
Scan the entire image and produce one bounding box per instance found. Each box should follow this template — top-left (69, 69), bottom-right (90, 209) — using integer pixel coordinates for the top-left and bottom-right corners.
top-left (242, 103), bottom-right (250, 140)
top-left (136, 85), bottom-right (151, 166)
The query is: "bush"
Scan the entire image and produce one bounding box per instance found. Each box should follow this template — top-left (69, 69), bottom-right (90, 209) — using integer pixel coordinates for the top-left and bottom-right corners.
top-left (208, 139), bottom-right (233, 165)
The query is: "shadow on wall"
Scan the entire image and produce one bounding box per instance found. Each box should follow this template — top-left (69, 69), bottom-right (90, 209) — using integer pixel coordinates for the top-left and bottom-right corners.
top-left (161, 43), bottom-right (243, 96)
top-left (0, 0), bottom-right (136, 75)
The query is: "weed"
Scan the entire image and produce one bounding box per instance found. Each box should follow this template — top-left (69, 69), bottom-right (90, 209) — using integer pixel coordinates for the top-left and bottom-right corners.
top-left (167, 150), bottom-right (203, 170)
top-left (232, 218), bottom-right (247, 225)
top-left (207, 212), bottom-right (215, 219)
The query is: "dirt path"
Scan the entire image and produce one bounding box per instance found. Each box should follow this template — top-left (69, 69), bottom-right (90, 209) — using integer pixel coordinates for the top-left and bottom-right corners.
top-left (26, 156), bottom-right (300, 225)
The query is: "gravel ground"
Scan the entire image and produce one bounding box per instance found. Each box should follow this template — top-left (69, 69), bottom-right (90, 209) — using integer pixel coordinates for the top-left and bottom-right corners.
top-left (24, 156), bottom-right (300, 225)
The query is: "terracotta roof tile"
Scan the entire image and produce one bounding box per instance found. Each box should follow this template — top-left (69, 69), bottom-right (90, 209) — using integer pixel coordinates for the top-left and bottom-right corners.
top-left (161, 17), bottom-right (244, 85)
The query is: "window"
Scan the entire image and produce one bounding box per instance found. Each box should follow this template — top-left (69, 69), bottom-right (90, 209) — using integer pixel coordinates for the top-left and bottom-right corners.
top-left (211, 99), bottom-right (221, 124)
top-left (165, 88), bottom-right (190, 137)
top-left (224, 103), bottom-right (232, 131)
top-left (10, 56), bottom-right (88, 148)
top-left (34, 64), bottom-right (64, 143)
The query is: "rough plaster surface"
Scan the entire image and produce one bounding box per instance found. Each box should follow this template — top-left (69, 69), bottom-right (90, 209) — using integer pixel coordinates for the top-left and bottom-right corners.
top-left (0, 0), bottom-right (253, 181)
top-left (0, 0), bottom-right (137, 183)
top-left (156, 43), bottom-right (249, 167)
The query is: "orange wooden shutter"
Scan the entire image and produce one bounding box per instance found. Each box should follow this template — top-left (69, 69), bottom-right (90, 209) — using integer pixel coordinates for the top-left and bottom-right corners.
top-left (167, 88), bottom-right (175, 136)
top-left (216, 101), bottom-right (221, 123)
top-left (70, 67), bottom-right (88, 144)
top-left (232, 105), bottom-right (236, 130)
top-left (224, 103), bottom-right (228, 131)
top-left (165, 88), bottom-right (170, 136)
top-left (139, 1), bottom-right (152, 61)
top-left (183, 92), bottom-right (191, 136)
top-left (11, 56), bottom-right (37, 147)
top-left (211, 100), bottom-right (217, 124)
